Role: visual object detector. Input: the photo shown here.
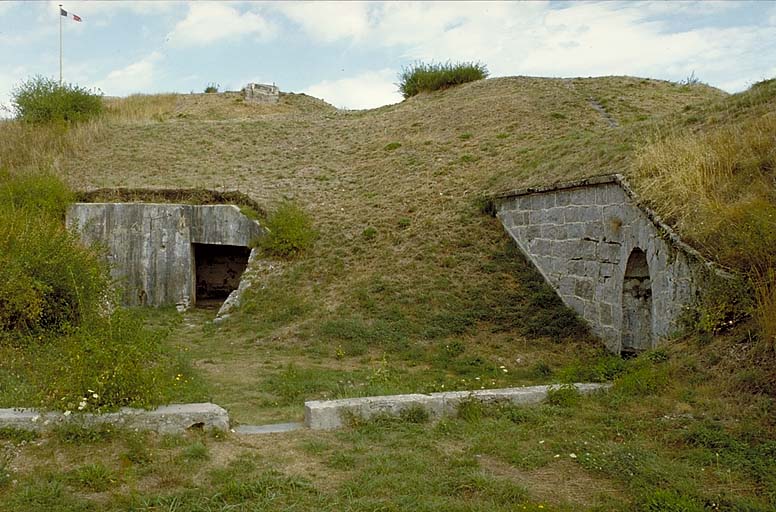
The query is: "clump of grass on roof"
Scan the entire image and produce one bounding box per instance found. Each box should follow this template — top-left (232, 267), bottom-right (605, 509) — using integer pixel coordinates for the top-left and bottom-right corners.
top-left (397, 61), bottom-right (488, 98)
top-left (11, 75), bottom-right (102, 123)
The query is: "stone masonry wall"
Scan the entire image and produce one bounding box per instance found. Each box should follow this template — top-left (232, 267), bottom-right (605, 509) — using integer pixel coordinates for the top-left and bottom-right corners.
top-left (66, 203), bottom-right (261, 308)
top-left (495, 176), bottom-right (702, 353)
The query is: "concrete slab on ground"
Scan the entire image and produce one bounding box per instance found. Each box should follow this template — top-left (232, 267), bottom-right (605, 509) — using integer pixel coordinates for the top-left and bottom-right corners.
top-left (0, 403), bottom-right (229, 434)
top-left (304, 383), bottom-right (609, 430)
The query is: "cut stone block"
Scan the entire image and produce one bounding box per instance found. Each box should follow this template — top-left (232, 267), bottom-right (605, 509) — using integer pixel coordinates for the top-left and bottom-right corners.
top-left (0, 403), bottom-right (229, 434)
top-left (304, 383), bottom-right (609, 430)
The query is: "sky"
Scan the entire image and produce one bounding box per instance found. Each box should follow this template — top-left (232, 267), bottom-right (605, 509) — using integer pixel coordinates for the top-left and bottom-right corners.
top-left (1, 0), bottom-right (775, 115)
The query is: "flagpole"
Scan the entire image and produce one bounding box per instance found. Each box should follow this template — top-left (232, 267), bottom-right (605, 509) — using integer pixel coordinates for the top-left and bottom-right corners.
top-left (59, 4), bottom-right (63, 85)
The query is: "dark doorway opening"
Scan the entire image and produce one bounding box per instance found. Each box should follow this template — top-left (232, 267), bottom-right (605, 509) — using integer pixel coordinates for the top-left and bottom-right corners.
top-left (621, 248), bottom-right (653, 357)
top-left (194, 243), bottom-right (251, 307)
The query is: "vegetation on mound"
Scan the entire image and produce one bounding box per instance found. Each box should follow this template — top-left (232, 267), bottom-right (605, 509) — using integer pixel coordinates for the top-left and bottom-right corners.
top-left (0, 171), bottom-right (205, 411)
top-left (632, 77), bottom-right (776, 349)
top-left (1, 75), bottom-right (774, 509)
top-left (398, 61), bottom-right (489, 98)
top-left (11, 75), bottom-right (102, 123)
top-left (255, 201), bottom-right (317, 258)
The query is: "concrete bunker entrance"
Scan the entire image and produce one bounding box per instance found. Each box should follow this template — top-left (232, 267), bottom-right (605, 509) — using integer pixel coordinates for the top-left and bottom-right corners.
top-left (621, 248), bottom-right (653, 356)
top-left (194, 243), bottom-right (251, 306)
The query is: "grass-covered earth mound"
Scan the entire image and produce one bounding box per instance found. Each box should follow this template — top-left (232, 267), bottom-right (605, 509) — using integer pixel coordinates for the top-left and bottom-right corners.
top-left (0, 75), bottom-right (774, 510)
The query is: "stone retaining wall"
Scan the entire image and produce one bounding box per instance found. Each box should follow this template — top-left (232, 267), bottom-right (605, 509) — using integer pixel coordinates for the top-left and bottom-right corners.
top-left (494, 175), bottom-right (710, 353)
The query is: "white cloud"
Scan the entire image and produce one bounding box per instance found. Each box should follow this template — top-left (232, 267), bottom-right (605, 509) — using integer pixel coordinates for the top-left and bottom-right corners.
top-left (167, 3), bottom-right (275, 47)
top-left (0, 67), bottom-right (28, 118)
top-left (274, 1), bottom-right (371, 42)
top-left (304, 69), bottom-right (402, 110)
top-left (93, 51), bottom-right (163, 97)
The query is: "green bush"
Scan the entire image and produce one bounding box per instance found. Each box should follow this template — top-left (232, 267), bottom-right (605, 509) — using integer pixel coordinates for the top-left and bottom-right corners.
top-left (397, 61), bottom-right (489, 99)
top-left (256, 201), bottom-right (316, 259)
top-left (0, 171), bottom-right (205, 411)
top-left (204, 82), bottom-right (219, 94)
top-left (0, 172), bottom-right (106, 334)
top-left (11, 76), bottom-right (102, 123)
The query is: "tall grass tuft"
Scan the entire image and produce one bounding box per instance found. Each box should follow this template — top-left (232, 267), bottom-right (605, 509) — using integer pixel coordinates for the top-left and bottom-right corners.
top-left (397, 61), bottom-right (488, 98)
top-left (103, 93), bottom-right (178, 123)
top-left (633, 103), bottom-right (776, 348)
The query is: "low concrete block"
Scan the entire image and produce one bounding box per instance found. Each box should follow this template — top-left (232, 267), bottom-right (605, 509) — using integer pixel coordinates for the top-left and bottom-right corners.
top-left (0, 403), bottom-right (229, 434)
top-left (304, 383), bottom-right (609, 430)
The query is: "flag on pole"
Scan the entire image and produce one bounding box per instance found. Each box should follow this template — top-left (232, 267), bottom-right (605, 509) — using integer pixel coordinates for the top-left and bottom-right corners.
top-left (60, 8), bottom-right (82, 22)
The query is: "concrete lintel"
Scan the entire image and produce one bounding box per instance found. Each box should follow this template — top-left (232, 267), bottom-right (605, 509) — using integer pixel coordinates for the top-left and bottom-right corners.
top-left (0, 403), bottom-right (229, 434)
top-left (304, 383), bottom-right (609, 430)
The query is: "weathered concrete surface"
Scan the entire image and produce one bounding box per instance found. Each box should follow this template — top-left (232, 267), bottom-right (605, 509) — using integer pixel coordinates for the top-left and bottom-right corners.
top-left (493, 175), bottom-right (712, 353)
top-left (233, 423), bottom-right (303, 434)
top-left (0, 403), bottom-right (229, 434)
top-left (66, 203), bottom-right (262, 307)
top-left (304, 383), bottom-right (608, 430)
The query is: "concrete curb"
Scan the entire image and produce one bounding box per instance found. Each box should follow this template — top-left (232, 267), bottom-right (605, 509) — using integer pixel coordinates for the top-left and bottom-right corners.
top-left (304, 383), bottom-right (610, 430)
top-left (0, 403), bottom-right (229, 434)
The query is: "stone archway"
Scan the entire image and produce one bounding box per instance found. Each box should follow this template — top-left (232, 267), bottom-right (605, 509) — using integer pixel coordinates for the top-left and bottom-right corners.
top-left (621, 248), bottom-right (653, 355)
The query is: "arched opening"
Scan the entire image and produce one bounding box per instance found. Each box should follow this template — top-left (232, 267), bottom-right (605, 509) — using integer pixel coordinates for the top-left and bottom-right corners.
top-left (621, 248), bottom-right (653, 356)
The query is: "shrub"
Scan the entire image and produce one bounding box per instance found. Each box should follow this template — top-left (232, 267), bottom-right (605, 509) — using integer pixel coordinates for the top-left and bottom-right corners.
top-left (256, 201), bottom-right (316, 259)
top-left (397, 61), bottom-right (489, 98)
top-left (0, 171), bottom-right (205, 411)
top-left (204, 82), bottom-right (219, 94)
top-left (0, 172), bottom-right (107, 334)
top-left (11, 75), bottom-right (102, 123)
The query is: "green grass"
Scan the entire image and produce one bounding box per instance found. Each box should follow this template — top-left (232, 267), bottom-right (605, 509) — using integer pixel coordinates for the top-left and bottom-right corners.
top-left (398, 61), bottom-right (489, 98)
top-left (0, 75), bottom-right (773, 509)
top-left (1, 341), bottom-right (773, 510)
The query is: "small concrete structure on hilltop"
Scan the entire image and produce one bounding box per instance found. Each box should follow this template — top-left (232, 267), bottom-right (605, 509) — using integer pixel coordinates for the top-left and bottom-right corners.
top-left (66, 203), bottom-right (262, 309)
top-left (242, 83), bottom-right (279, 104)
top-left (493, 174), bottom-right (716, 355)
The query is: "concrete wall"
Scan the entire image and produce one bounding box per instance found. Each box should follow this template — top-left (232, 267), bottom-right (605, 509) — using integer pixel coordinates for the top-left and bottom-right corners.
top-left (66, 203), bottom-right (261, 308)
top-left (494, 175), bottom-right (705, 353)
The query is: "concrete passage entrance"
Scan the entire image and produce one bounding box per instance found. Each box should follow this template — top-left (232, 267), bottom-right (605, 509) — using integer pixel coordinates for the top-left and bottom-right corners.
top-left (621, 248), bottom-right (653, 355)
top-left (194, 244), bottom-right (251, 305)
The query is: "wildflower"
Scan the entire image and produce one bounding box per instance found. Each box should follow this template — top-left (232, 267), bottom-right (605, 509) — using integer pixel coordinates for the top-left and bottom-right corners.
top-left (64, 410), bottom-right (72, 416)
top-left (502, 368), bottom-right (508, 373)
top-left (539, 440), bottom-right (545, 444)
top-left (569, 453), bottom-right (577, 459)
top-left (78, 400), bottom-right (87, 410)
top-left (92, 393), bottom-right (99, 399)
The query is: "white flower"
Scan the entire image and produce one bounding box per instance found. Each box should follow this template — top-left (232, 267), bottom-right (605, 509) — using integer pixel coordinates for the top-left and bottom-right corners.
top-left (92, 393), bottom-right (99, 399)
top-left (63, 410), bottom-right (71, 416)
top-left (569, 453), bottom-right (577, 459)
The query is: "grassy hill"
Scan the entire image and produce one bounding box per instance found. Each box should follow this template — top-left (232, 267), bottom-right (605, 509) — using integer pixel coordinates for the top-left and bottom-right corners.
top-left (1, 75), bottom-right (775, 511)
